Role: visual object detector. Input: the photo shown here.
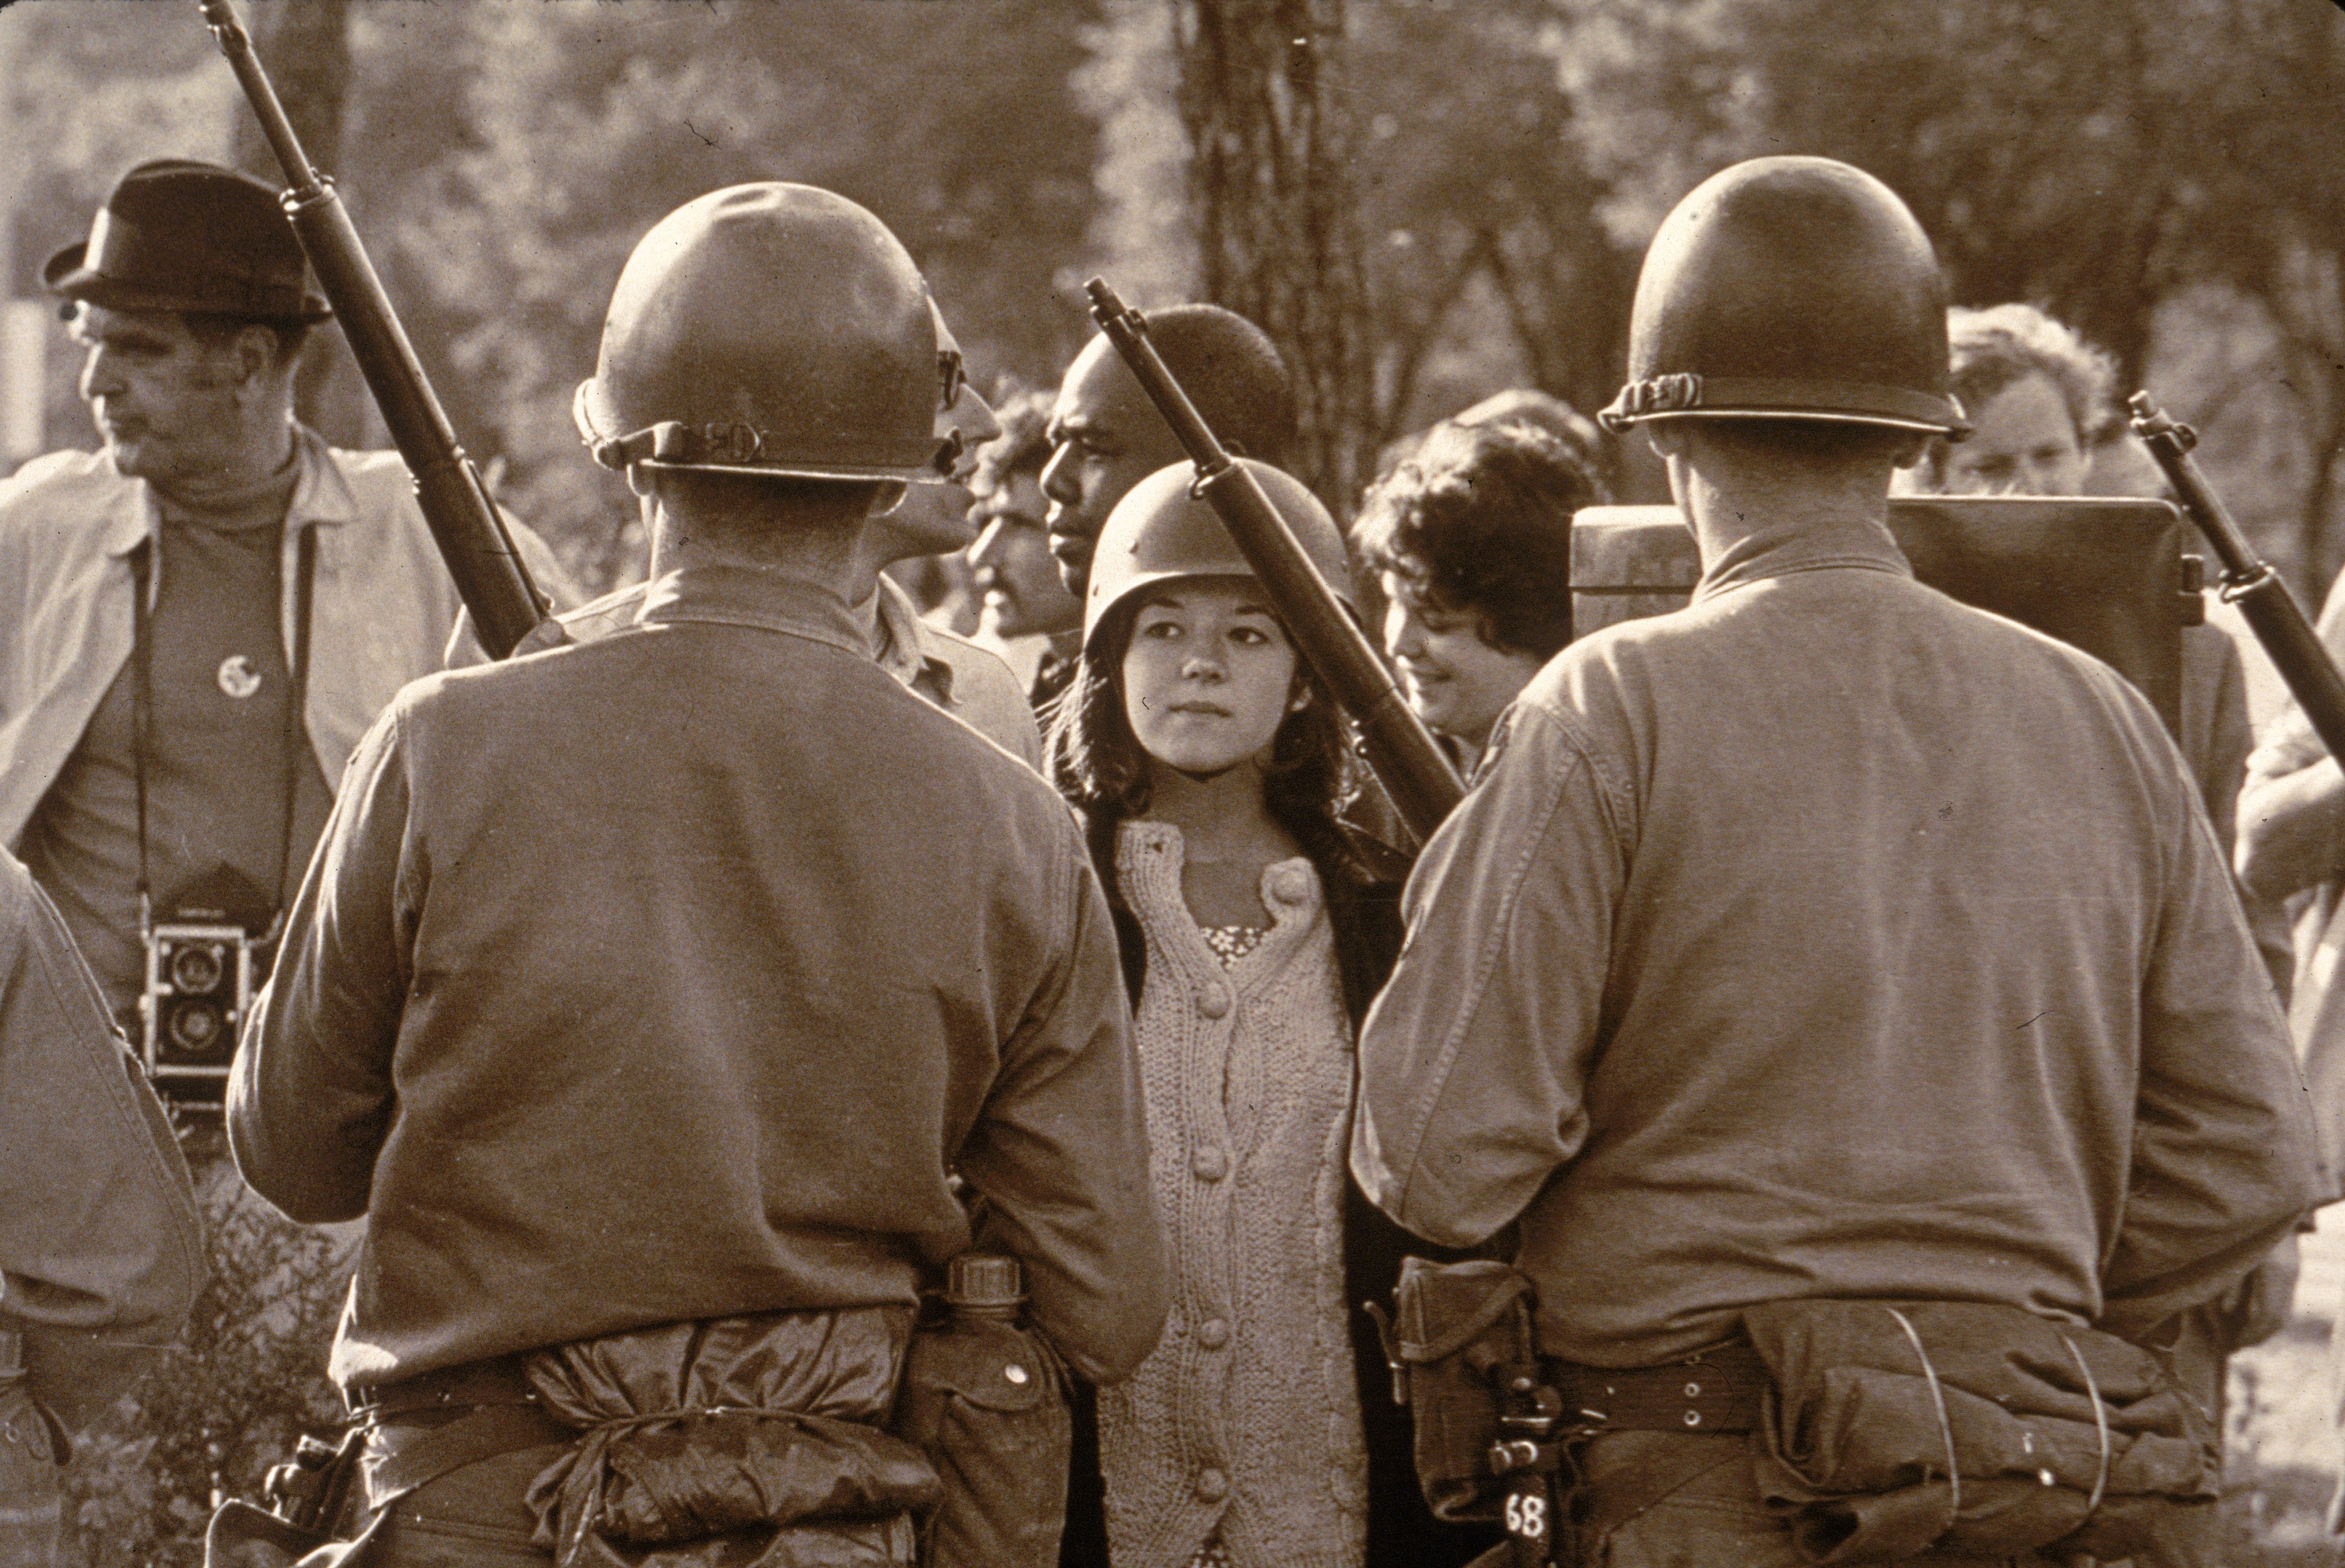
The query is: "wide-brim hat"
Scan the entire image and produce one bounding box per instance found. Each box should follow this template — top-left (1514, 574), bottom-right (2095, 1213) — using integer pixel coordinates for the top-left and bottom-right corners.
top-left (44, 159), bottom-right (331, 324)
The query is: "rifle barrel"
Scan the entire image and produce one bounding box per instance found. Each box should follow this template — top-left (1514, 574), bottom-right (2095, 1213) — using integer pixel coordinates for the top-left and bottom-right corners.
top-left (197, 0), bottom-right (549, 659)
top-left (2130, 393), bottom-right (2345, 766)
top-left (1083, 279), bottom-right (1464, 842)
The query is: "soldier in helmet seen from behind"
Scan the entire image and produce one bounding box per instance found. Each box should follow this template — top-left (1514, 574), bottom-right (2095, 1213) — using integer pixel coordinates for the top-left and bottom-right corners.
top-left (530, 294), bottom-right (1042, 765)
top-left (1350, 157), bottom-right (2319, 1564)
top-left (229, 183), bottom-right (1168, 1563)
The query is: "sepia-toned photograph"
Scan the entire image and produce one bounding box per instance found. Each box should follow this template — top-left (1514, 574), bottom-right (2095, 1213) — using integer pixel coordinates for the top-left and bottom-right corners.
top-left (2, 0), bottom-right (2344, 1563)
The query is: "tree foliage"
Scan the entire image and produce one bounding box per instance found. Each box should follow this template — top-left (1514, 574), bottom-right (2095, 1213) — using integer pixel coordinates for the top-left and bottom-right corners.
top-left (65, 1161), bottom-right (351, 1568)
top-left (230, 0), bottom-right (377, 450)
top-left (1350, 1), bottom-right (1633, 455)
top-left (385, 0), bottom-right (1105, 592)
top-left (1175, 0), bottom-right (1372, 506)
top-left (10, 0), bottom-right (2343, 577)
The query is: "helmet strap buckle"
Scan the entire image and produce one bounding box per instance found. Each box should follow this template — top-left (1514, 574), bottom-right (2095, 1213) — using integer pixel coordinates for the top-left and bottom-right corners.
top-left (1601, 374), bottom-right (1705, 432)
top-left (703, 422), bottom-right (766, 464)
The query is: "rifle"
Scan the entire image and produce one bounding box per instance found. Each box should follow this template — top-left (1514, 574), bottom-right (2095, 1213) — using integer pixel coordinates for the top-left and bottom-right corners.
top-left (2130, 394), bottom-right (2345, 764)
top-left (1083, 279), bottom-right (1464, 842)
top-left (197, 0), bottom-right (552, 660)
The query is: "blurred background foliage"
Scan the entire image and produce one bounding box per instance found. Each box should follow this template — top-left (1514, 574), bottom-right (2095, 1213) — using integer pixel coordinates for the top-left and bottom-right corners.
top-left (6, 0), bottom-right (2342, 591)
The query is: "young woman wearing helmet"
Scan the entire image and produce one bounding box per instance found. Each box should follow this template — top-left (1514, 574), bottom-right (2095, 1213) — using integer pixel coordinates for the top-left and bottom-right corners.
top-left (1046, 460), bottom-right (1489, 1568)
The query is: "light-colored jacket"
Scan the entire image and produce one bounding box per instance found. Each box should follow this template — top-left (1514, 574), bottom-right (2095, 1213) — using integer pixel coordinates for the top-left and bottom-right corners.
top-left (0, 430), bottom-right (571, 848)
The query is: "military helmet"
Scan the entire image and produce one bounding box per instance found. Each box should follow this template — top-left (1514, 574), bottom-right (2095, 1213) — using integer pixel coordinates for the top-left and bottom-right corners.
top-left (1597, 157), bottom-right (1970, 439)
top-left (573, 182), bottom-right (950, 483)
top-left (1083, 459), bottom-right (1354, 654)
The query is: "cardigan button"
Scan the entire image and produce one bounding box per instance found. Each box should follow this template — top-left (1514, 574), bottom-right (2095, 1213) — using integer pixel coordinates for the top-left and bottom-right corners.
top-left (1197, 1317), bottom-right (1230, 1350)
top-left (1269, 865), bottom-right (1312, 904)
top-left (1192, 1146), bottom-right (1228, 1182)
top-left (1198, 983), bottom-right (1231, 1020)
top-left (1195, 1467), bottom-right (1229, 1502)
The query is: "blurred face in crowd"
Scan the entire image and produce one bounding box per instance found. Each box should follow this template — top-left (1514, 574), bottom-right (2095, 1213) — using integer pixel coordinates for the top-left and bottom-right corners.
top-left (1122, 577), bottom-right (1299, 777)
top-left (72, 303), bottom-right (272, 489)
top-left (1936, 371), bottom-right (2087, 496)
top-left (1379, 574), bottom-right (1546, 748)
top-left (967, 472), bottom-right (1080, 640)
top-left (872, 366), bottom-right (1002, 563)
top-left (1041, 337), bottom-right (1187, 598)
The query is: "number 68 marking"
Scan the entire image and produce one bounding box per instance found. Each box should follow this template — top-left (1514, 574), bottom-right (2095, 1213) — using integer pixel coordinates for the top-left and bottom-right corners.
top-left (1505, 1491), bottom-right (1547, 1538)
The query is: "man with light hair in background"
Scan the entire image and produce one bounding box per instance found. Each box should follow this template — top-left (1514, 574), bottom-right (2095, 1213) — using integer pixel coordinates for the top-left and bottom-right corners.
top-left (1906, 304), bottom-right (2275, 964)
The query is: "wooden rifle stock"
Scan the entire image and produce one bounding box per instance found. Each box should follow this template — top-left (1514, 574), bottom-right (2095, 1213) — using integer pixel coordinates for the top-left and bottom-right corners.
top-left (2130, 394), bottom-right (2345, 764)
top-left (1083, 279), bottom-right (1463, 842)
top-left (197, 0), bottom-right (551, 660)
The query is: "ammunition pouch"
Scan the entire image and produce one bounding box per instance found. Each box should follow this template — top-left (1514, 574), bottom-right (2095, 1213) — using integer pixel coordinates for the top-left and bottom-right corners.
top-left (1368, 1258), bottom-right (1537, 1524)
top-left (1370, 1257), bottom-right (1570, 1566)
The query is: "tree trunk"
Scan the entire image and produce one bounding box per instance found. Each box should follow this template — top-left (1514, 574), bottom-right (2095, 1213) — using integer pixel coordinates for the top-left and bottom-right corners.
top-left (230, 0), bottom-right (373, 450)
top-left (1173, 0), bottom-right (1372, 514)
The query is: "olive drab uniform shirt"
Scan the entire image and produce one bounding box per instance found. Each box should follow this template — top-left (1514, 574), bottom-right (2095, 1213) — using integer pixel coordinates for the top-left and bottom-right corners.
top-left (1352, 514), bottom-right (2321, 1367)
top-left (231, 564), bottom-right (1167, 1394)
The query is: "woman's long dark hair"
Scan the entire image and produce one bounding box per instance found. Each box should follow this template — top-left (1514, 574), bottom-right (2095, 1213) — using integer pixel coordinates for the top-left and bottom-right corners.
top-left (1046, 597), bottom-right (1381, 889)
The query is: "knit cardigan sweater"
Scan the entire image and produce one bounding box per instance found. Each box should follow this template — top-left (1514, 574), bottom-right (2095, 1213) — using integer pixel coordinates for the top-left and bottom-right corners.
top-left (1099, 820), bottom-right (1368, 1568)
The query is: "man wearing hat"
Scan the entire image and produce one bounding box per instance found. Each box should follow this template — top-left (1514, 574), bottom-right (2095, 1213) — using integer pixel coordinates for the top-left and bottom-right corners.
top-left (230, 182), bottom-right (1164, 1562)
top-left (1350, 157), bottom-right (2318, 1563)
top-left (0, 159), bottom-right (568, 1079)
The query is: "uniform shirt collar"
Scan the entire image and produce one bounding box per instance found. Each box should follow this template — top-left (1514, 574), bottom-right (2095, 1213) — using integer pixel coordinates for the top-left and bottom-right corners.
top-left (634, 563), bottom-right (866, 657)
top-left (863, 575), bottom-right (959, 707)
top-left (1691, 511), bottom-right (1912, 604)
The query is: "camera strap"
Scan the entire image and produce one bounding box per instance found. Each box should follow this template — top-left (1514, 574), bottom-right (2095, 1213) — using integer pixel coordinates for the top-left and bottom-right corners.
top-left (127, 522), bottom-right (318, 942)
